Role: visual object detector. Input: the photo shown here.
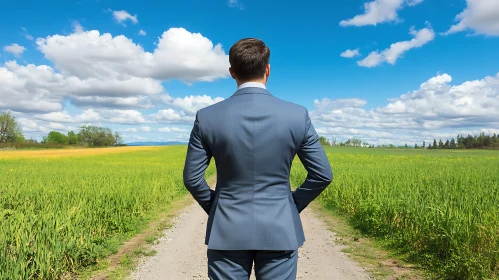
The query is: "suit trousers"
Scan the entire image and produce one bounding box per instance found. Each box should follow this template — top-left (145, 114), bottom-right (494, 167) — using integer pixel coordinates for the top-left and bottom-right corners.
top-left (207, 249), bottom-right (298, 280)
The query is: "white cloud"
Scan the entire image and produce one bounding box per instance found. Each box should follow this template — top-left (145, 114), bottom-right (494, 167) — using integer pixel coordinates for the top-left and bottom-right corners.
top-left (357, 52), bottom-right (384, 68)
top-left (112, 10), bottom-right (138, 25)
top-left (161, 94), bottom-right (224, 116)
top-left (139, 29), bottom-right (146, 36)
top-left (21, 27), bottom-right (34, 40)
top-left (312, 72), bottom-right (499, 145)
top-left (122, 128), bottom-right (138, 133)
top-left (32, 109), bottom-right (147, 125)
top-left (314, 98), bottom-right (367, 111)
top-left (406, 0), bottom-right (423, 6)
top-left (72, 21), bottom-right (84, 33)
top-left (74, 109), bottom-right (102, 123)
top-left (69, 95), bottom-right (154, 109)
top-left (445, 0), bottom-right (499, 36)
top-left (121, 126), bottom-right (189, 134)
top-left (357, 26), bottom-right (435, 67)
top-left (0, 60), bottom-right (163, 113)
top-left (339, 0), bottom-right (423, 27)
top-left (125, 135), bottom-right (147, 142)
top-left (228, 0), bottom-right (244, 9)
top-left (36, 27), bottom-right (229, 83)
top-left (32, 110), bottom-right (97, 123)
top-left (139, 126), bottom-right (152, 132)
top-left (150, 28), bottom-right (230, 82)
top-left (33, 111), bottom-right (75, 123)
top-left (1, 27), bottom-right (227, 113)
top-left (17, 118), bottom-right (76, 134)
top-left (1, 26), bottom-right (231, 141)
top-left (94, 109), bottom-right (147, 124)
top-left (0, 63), bottom-right (63, 113)
top-left (340, 48), bottom-right (361, 58)
top-left (151, 109), bottom-right (193, 124)
top-left (157, 127), bottom-right (189, 133)
top-left (3, 44), bottom-right (26, 57)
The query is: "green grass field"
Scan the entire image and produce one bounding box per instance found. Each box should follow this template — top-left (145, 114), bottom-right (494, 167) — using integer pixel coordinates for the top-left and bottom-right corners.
top-left (1, 146), bottom-right (497, 279)
top-left (291, 147), bottom-right (499, 280)
top-left (0, 147), bottom-right (215, 279)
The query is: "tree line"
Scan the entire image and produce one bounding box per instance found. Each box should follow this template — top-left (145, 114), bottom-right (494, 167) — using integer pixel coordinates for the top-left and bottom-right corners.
top-left (320, 136), bottom-right (372, 148)
top-left (427, 133), bottom-right (499, 149)
top-left (319, 133), bottom-right (499, 150)
top-left (1, 111), bottom-right (124, 148)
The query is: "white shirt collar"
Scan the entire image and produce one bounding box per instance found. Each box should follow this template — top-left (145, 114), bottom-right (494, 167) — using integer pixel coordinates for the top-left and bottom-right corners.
top-left (238, 82), bottom-right (266, 90)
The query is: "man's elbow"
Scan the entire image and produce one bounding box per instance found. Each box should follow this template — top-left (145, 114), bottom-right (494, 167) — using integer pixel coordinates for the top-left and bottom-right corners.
top-left (322, 168), bottom-right (333, 186)
top-left (183, 170), bottom-right (198, 190)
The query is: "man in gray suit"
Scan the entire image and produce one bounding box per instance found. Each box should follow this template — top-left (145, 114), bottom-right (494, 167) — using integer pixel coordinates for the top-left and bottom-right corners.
top-left (183, 38), bottom-right (333, 280)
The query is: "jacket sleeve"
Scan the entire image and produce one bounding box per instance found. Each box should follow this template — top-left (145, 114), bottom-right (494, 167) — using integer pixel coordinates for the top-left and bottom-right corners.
top-left (292, 110), bottom-right (333, 213)
top-left (183, 112), bottom-right (215, 215)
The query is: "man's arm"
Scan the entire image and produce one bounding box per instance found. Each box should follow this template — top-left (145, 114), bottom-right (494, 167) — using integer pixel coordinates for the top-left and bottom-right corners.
top-left (183, 112), bottom-right (215, 215)
top-left (292, 110), bottom-right (333, 213)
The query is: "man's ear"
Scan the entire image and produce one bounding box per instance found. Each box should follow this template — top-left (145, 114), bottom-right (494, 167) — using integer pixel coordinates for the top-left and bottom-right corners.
top-left (266, 64), bottom-right (271, 78)
top-left (229, 67), bottom-right (237, 80)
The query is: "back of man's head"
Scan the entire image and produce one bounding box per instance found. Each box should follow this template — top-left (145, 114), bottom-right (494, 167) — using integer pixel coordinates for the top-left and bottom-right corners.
top-left (229, 38), bottom-right (270, 83)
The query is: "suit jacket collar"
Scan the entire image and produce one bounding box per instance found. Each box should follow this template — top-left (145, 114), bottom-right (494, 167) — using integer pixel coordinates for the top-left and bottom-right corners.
top-left (231, 87), bottom-right (272, 97)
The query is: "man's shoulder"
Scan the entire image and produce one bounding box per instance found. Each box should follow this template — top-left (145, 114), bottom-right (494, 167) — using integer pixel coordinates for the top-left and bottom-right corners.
top-left (196, 97), bottom-right (229, 117)
top-left (273, 97), bottom-right (307, 113)
top-left (196, 92), bottom-right (308, 118)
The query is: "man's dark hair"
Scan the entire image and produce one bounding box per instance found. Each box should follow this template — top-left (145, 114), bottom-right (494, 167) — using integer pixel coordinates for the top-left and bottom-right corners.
top-left (229, 38), bottom-right (270, 81)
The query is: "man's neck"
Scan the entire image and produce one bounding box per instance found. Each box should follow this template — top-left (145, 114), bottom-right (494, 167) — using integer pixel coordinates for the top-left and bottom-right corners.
top-left (236, 78), bottom-right (266, 87)
top-left (237, 81), bottom-right (267, 90)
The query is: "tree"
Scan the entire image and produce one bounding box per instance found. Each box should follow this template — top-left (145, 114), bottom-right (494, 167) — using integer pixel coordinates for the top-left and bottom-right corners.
top-left (465, 134), bottom-right (475, 149)
top-left (25, 138), bottom-right (38, 144)
top-left (444, 139), bottom-right (450, 149)
top-left (480, 132), bottom-right (491, 148)
top-left (433, 139), bottom-right (438, 149)
top-left (438, 139), bottom-right (444, 149)
top-left (67, 131), bottom-right (78, 145)
top-left (78, 125), bottom-right (119, 147)
top-left (423, 141), bottom-right (426, 149)
top-left (428, 143), bottom-right (432, 149)
top-left (450, 138), bottom-right (457, 149)
top-left (415, 143), bottom-right (419, 149)
top-left (457, 135), bottom-right (465, 149)
top-left (0, 111), bottom-right (25, 143)
top-left (319, 136), bottom-right (330, 146)
top-left (113, 132), bottom-right (124, 146)
top-left (345, 137), bottom-right (362, 147)
top-left (43, 131), bottom-right (69, 144)
top-left (331, 137), bottom-right (337, 146)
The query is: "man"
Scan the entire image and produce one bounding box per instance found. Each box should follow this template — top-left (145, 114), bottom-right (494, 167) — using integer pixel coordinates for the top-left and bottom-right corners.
top-left (183, 38), bottom-right (333, 280)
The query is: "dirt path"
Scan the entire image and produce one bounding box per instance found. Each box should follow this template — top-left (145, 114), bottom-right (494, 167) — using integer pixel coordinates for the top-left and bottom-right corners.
top-left (130, 200), bottom-right (370, 280)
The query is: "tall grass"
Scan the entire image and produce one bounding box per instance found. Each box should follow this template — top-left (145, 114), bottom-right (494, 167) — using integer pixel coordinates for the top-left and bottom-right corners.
top-left (0, 147), bottom-right (214, 279)
top-left (291, 147), bottom-right (499, 279)
top-left (2, 144), bottom-right (497, 279)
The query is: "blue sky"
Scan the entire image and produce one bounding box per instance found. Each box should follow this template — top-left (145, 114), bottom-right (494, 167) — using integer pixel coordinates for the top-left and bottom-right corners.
top-left (1, 0), bottom-right (498, 145)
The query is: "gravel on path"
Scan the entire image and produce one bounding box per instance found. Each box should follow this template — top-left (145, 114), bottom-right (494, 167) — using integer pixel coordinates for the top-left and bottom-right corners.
top-left (130, 201), bottom-right (371, 280)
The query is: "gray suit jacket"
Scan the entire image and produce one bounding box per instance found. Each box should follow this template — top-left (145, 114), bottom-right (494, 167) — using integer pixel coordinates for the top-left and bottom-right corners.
top-left (183, 87), bottom-right (333, 251)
